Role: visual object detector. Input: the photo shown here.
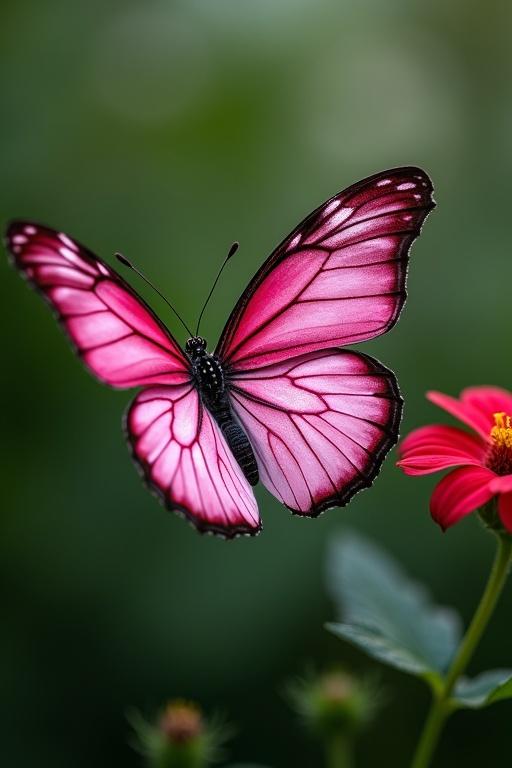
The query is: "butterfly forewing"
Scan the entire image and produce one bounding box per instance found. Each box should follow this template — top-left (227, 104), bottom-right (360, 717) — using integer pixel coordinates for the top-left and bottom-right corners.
top-left (6, 221), bottom-right (190, 388)
top-left (216, 167), bottom-right (434, 370)
top-left (227, 349), bottom-right (401, 514)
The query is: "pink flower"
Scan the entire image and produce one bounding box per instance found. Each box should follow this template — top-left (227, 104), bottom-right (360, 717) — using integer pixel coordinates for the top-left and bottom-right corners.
top-left (397, 387), bottom-right (512, 532)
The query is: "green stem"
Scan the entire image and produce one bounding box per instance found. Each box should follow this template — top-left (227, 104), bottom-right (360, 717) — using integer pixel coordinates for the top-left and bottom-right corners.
top-left (410, 533), bottom-right (512, 768)
top-left (325, 731), bottom-right (353, 768)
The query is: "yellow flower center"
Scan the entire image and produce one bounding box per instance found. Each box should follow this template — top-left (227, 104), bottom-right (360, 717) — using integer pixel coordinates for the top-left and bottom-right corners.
top-left (487, 412), bottom-right (512, 475)
top-left (490, 412), bottom-right (512, 449)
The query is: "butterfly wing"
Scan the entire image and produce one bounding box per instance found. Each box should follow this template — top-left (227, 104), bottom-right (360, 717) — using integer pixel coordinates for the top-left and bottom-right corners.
top-left (6, 221), bottom-right (189, 387)
top-left (7, 222), bottom-right (257, 535)
top-left (226, 349), bottom-right (401, 514)
top-left (216, 167), bottom-right (434, 370)
top-left (125, 383), bottom-right (260, 537)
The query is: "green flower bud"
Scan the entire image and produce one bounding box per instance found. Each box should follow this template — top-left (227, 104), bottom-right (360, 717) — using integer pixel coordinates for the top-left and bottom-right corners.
top-left (130, 699), bottom-right (229, 768)
top-left (287, 669), bottom-right (377, 740)
top-left (159, 701), bottom-right (203, 745)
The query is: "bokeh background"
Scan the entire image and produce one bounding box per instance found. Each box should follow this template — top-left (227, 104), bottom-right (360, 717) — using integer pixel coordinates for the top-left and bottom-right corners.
top-left (1, 1), bottom-right (511, 765)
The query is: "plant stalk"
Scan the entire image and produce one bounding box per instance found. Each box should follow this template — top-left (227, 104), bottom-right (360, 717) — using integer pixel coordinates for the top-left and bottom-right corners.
top-left (325, 731), bottom-right (353, 768)
top-left (410, 533), bottom-right (512, 768)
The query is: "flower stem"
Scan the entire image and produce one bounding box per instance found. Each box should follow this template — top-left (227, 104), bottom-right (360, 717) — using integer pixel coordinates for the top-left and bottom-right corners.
top-left (410, 533), bottom-right (512, 768)
top-left (325, 732), bottom-right (353, 768)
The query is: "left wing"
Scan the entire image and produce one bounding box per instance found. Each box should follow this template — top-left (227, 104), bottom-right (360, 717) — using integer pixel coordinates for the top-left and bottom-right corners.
top-left (227, 349), bottom-right (401, 514)
top-left (126, 383), bottom-right (260, 537)
top-left (6, 221), bottom-right (190, 388)
top-left (216, 167), bottom-right (434, 371)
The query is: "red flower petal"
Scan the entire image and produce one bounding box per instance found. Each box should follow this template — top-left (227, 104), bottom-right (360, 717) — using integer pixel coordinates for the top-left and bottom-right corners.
top-left (427, 391), bottom-right (492, 442)
top-left (430, 466), bottom-right (496, 530)
top-left (461, 387), bottom-right (512, 429)
top-left (397, 425), bottom-right (485, 476)
top-left (399, 425), bottom-right (485, 456)
top-left (498, 492), bottom-right (512, 532)
top-left (489, 475), bottom-right (512, 494)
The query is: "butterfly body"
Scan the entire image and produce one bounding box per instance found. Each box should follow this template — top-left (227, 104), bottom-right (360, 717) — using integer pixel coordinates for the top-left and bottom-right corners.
top-left (6, 167), bottom-right (435, 537)
top-left (186, 336), bottom-right (225, 401)
top-left (186, 335), bottom-right (259, 486)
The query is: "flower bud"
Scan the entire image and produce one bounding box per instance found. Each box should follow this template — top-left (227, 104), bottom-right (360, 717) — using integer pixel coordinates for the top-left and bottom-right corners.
top-left (287, 669), bottom-right (377, 740)
top-left (130, 699), bottom-right (228, 768)
top-left (159, 701), bottom-right (203, 744)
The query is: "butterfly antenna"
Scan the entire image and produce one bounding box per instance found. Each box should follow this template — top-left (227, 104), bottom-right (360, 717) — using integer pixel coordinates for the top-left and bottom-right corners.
top-left (115, 252), bottom-right (194, 337)
top-left (196, 241), bottom-right (239, 336)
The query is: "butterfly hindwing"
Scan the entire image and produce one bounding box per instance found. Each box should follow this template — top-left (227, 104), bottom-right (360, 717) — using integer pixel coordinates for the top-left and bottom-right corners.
top-left (6, 221), bottom-right (190, 388)
top-left (216, 167), bottom-right (434, 371)
top-left (125, 383), bottom-right (260, 536)
top-left (227, 349), bottom-right (401, 514)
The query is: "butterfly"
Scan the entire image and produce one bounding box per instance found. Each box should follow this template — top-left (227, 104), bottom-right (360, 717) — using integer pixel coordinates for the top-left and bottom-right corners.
top-left (5, 167), bottom-right (434, 538)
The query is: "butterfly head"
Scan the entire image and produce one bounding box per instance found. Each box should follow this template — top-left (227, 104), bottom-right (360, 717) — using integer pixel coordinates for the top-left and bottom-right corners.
top-left (185, 336), bottom-right (207, 359)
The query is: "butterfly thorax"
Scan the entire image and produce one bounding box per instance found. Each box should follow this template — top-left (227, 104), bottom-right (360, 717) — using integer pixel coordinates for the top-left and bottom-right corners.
top-left (186, 336), bottom-right (225, 405)
top-left (185, 336), bottom-right (259, 487)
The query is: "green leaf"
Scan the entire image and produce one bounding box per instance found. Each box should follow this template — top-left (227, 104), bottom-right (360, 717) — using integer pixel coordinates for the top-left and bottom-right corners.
top-left (452, 669), bottom-right (512, 708)
top-left (326, 532), bottom-right (462, 680)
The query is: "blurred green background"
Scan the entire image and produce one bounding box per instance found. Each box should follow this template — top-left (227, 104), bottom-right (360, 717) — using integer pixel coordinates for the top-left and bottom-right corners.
top-left (1, 1), bottom-right (511, 765)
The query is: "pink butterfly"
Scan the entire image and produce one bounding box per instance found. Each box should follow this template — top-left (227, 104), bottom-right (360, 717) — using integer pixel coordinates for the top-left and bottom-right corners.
top-left (5, 167), bottom-right (434, 538)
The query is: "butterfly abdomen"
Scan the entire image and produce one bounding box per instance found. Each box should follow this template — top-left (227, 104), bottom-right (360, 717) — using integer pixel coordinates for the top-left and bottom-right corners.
top-left (219, 419), bottom-right (259, 486)
top-left (189, 345), bottom-right (259, 487)
top-left (205, 397), bottom-right (259, 487)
